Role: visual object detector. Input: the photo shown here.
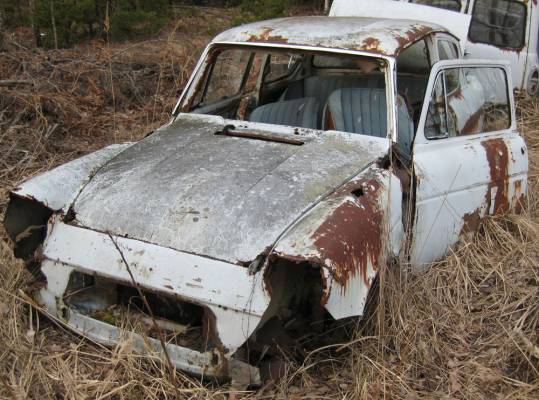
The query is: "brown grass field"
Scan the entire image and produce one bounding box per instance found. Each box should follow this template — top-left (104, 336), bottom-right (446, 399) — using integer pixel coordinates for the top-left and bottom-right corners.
top-left (0, 10), bottom-right (538, 399)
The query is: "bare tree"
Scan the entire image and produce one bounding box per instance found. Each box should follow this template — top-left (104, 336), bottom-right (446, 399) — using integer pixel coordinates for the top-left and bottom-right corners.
top-left (50, 0), bottom-right (59, 49)
top-left (0, 6), bottom-right (5, 52)
top-left (28, 0), bottom-right (42, 47)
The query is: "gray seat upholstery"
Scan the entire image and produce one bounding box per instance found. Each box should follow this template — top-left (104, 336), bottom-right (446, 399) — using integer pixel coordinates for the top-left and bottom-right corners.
top-left (284, 75), bottom-right (385, 117)
top-left (286, 74), bottom-right (425, 114)
top-left (324, 88), bottom-right (415, 156)
top-left (249, 97), bottom-right (319, 129)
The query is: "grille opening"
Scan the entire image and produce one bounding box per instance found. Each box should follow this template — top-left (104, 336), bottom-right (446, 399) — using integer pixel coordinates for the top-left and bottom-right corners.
top-left (64, 271), bottom-right (211, 352)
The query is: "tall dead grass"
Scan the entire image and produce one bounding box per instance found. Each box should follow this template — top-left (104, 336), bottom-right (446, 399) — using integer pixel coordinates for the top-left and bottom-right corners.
top-left (1, 19), bottom-right (539, 399)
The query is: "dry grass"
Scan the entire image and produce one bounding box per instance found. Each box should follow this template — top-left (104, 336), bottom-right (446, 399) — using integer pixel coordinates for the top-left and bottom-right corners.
top-left (1, 15), bottom-right (538, 399)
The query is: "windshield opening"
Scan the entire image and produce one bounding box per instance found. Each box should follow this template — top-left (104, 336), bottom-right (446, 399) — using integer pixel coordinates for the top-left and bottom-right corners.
top-left (178, 46), bottom-right (395, 139)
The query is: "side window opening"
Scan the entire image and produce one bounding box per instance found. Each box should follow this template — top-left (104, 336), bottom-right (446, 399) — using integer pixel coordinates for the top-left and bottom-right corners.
top-left (396, 39), bottom-right (431, 127)
top-left (264, 53), bottom-right (301, 83)
top-left (201, 49), bottom-right (252, 106)
top-left (425, 67), bottom-right (511, 139)
top-left (437, 40), bottom-right (460, 60)
top-left (469, 0), bottom-right (527, 49)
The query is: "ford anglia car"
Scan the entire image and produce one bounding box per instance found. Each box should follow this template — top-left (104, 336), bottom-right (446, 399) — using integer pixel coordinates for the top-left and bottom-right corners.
top-left (4, 13), bottom-right (528, 386)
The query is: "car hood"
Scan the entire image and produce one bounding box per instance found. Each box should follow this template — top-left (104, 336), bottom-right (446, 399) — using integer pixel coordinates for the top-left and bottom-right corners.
top-left (72, 114), bottom-right (389, 264)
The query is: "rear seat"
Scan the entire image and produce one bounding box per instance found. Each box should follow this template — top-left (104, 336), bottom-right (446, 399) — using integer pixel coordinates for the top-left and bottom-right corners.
top-left (284, 75), bottom-right (385, 117)
top-left (249, 97), bottom-right (319, 129)
top-left (248, 74), bottom-right (420, 142)
top-left (285, 74), bottom-right (425, 116)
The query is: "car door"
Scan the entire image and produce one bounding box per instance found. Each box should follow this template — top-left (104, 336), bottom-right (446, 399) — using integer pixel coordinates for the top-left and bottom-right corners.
top-left (409, 60), bottom-right (528, 268)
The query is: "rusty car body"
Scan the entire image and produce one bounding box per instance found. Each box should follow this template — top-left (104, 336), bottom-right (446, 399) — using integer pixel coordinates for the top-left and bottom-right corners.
top-left (4, 15), bottom-right (528, 385)
top-left (332, 0), bottom-right (539, 95)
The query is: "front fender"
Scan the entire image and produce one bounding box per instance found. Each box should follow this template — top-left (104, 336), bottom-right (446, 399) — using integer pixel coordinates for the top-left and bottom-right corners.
top-left (273, 166), bottom-right (404, 319)
top-left (4, 143), bottom-right (132, 259)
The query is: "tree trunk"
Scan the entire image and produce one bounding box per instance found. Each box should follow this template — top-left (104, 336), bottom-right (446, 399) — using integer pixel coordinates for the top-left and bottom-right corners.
top-left (95, 0), bottom-right (103, 37)
top-left (50, 0), bottom-right (59, 49)
top-left (29, 0), bottom-right (42, 47)
top-left (0, 6), bottom-right (5, 52)
top-left (324, 0), bottom-right (331, 14)
top-left (104, 0), bottom-right (110, 42)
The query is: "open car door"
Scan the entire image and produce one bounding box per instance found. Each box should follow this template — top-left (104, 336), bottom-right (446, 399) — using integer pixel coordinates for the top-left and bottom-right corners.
top-left (409, 60), bottom-right (528, 268)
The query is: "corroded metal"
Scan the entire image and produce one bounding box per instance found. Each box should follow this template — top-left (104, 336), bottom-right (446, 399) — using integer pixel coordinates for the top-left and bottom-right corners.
top-left (213, 16), bottom-right (444, 56)
top-left (273, 167), bottom-right (404, 319)
top-left (330, 0), bottom-right (471, 50)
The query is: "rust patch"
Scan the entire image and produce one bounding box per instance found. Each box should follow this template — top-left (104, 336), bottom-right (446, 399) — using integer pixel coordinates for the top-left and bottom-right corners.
top-left (512, 180), bottom-right (527, 214)
top-left (325, 106), bottom-right (335, 130)
top-left (393, 25), bottom-right (434, 54)
top-left (514, 179), bottom-right (522, 195)
top-left (450, 87), bottom-right (465, 101)
top-left (248, 27), bottom-right (289, 44)
top-left (460, 208), bottom-right (481, 238)
top-left (482, 138), bottom-right (510, 213)
top-left (311, 178), bottom-right (383, 289)
top-left (202, 308), bottom-right (225, 353)
top-left (461, 110), bottom-right (482, 136)
top-left (361, 37), bottom-right (382, 52)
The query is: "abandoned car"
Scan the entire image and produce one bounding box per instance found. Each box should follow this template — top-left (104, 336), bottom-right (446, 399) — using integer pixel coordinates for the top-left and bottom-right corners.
top-left (5, 14), bottom-right (528, 385)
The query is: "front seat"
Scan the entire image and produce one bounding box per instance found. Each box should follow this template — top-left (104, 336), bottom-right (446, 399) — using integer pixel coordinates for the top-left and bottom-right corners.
top-left (249, 97), bottom-right (319, 129)
top-left (323, 88), bottom-right (414, 157)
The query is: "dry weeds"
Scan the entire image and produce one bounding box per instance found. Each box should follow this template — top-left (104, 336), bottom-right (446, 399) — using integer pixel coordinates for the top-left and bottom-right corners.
top-left (1, 14), bottom-right (538, 399)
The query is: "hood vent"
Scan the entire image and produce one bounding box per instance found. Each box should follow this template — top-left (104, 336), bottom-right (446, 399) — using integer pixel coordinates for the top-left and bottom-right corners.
top-left (215, 125), bottom-right (305, 146)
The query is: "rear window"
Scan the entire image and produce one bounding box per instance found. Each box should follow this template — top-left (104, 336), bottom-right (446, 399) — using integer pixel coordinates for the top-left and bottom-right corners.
top-left (469, 0), bottom-right (527, 49)
top-left (312, 55), bottom-right (382, 73)
top-left (265, 53), bottom-right (301, 82)
top-left (410, 0), bottom-right (461, 11)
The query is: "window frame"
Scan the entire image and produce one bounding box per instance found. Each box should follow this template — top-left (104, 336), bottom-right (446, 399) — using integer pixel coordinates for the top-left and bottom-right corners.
top-left (263, 53), bottom-right (302, 84)
top-left (409, 0), bottom-right (462, 12)
top-left (199, 49), bottom-right (254, 107)
top-left (435, 34), bottom-right (461, 61)
top-left (415, 60), bottom-right (515, 145)
top-left (396, 37), bottom-right (433, 75)
top-left (173, 42), bottom-right (398, 142)
top-left (468, 0), bottom-right (528, 50)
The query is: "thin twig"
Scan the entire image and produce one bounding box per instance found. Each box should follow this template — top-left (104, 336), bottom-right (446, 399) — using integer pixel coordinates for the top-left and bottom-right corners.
top-left (107, 232), bottom-right (180, 390)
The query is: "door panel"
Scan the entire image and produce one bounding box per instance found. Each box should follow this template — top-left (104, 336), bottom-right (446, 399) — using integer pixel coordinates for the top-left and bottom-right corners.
top-left (410, 61), bottom-right (528, 268)
top-left (411, 133), bottom-right (527, 266)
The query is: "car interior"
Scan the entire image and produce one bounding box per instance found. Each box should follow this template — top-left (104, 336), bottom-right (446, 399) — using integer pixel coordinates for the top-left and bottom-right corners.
top-left (181, 41), bottom-right (433, 157)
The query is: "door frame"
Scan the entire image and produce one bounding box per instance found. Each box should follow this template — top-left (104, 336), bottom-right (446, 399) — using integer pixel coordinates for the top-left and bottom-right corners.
top-left (413, 59), bottom-right (516, 146)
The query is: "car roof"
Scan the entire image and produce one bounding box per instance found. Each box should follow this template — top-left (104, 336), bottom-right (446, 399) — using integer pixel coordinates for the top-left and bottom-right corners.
top-left (212, 16), bottom-right (447, 57)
